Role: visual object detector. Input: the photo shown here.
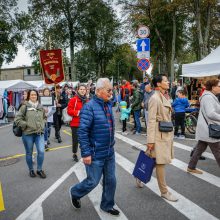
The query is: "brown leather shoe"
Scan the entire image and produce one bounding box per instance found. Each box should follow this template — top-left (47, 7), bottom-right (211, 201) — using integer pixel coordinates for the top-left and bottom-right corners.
top-left (187, 168), bottom-right (203, 174)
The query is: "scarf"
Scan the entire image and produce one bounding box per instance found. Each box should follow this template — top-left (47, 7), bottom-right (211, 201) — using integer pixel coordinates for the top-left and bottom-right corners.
top-left (77, 92), bottom-right (87, 105)
top-left (28, 100), bottom-right (39, 109)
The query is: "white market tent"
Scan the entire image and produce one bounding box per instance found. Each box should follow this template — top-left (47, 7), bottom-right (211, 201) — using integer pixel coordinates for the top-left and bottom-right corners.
top-left (182, 46), bottom-right (220, 78)
top-left (0, 80), bottom-right (37, 96)
top-left (26, 80), bottom-right (80, 89)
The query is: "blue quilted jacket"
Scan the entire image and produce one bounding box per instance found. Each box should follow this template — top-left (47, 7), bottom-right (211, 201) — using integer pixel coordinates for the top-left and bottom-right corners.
top-left (78, 95), bottom-right (115, 160)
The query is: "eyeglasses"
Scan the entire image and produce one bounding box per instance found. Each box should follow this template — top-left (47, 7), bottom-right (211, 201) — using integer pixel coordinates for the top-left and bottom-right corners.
top-left (105, 88), bottom-right (113, 93)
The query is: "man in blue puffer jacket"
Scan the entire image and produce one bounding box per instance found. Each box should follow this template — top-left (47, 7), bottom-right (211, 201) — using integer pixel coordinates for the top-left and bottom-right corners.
top-left (172, 90), bottom-right (190, 139)
top-left (69, 78), bottom-right (120, 216)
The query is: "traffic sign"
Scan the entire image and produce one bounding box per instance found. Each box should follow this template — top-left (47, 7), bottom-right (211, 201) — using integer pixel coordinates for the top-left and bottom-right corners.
top-left (137, 59), bottom-right (150, 71)
top-left (136, 38), bottom-right (150, 53)
top-left (137, 26), bottom-right (150, 38)
top-left (137, 51), bottom-right (150, 59)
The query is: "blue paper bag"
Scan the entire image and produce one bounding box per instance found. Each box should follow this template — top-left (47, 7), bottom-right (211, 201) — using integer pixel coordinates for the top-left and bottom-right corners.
top-left (132, 150), bottom-right (156, 184)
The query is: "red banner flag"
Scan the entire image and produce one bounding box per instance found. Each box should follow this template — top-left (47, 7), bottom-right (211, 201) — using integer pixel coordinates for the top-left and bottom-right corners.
top-left (39, 49), bottom-right (65, 84)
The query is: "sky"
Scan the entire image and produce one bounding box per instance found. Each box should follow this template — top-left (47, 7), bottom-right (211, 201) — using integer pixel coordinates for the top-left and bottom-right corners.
top-left (2, 0), bottom-right (123, 69)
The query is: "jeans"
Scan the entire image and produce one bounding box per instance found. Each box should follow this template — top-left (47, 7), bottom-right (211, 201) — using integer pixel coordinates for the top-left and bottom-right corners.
top-left (134, 110), bottom-right (141, 133)
top-left (22, 134), bottom-right (45, 171)
top-left (44, 122), bottom-right (53, 142)
top-left (70, 154), bottom-right (116, 211)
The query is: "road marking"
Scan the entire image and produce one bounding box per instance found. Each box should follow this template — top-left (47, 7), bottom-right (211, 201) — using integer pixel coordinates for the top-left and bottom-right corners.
top-left (0, 124), bottom-right (12, 129)
top-left (0, 145), bottom-right (71, 162)
top-left (0, 182), bottom-right (5, 212)
top-left (115, 133), bottom-right (220, 188)
top-left (115, 152), bottom-right (219, 220)
top-left (74, 161), bottom-right (128, 220)
top-left (173, 142), bottom-right (215, 160)
top-left (16, 163), bottom-right (79, 220)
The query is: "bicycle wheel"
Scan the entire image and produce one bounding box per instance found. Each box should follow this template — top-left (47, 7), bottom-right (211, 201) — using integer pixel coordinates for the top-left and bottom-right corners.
top-left (185, 114), bottom-right (197, 134)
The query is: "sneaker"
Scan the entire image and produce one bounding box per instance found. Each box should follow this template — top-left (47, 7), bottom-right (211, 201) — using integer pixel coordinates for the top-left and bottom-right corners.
top-left (73, 154), bottom-right (79, 162)
top-left (69, 188), bottom-right (81, 209)
top-left (136, 178), bottom-right (144, 188)
top-left (179, 135), bottom-right (185, 139)
top-left (135, 132), bottom-right (141, 135)
top-left (122, 132), bottom-right (128, 135)
top-left (37, 170), bottom-right (47, 178)
top-left (161, 192), bottom-right (178, 202)
top-left (174, 135), bottom-right (179, 139)
top-left (187, 168), bottom-right (203, 174)
top-left (29, 170), bottom-right (36, 178)
top-left (45, 144), bottom-right (49, 151)
top-left (101, 208), bottom-right (120, 216)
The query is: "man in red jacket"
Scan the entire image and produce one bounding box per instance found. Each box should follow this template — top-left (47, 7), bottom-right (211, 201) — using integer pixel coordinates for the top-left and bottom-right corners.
top-left (67, 84), bottom-right (87, 162)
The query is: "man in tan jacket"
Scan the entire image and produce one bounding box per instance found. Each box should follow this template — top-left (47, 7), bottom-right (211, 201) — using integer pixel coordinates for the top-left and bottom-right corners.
top-left (147, 74), bottom-right (178, 202)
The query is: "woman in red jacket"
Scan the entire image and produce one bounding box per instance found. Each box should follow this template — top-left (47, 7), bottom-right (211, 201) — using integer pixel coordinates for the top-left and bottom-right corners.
top-left (67, 84), bottom-right (87, 162)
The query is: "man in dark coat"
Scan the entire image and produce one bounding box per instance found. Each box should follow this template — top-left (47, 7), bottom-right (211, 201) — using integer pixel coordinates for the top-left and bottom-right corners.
top-left (69, 78), bottom-right (120, 216)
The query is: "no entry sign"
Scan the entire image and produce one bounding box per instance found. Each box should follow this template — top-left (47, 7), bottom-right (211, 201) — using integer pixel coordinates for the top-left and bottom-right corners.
top-left (137, 59), bottom-right (150, 71)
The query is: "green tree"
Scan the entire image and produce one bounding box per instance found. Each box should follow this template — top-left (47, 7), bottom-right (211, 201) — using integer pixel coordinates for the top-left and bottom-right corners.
top-left (0, 0), bottom-right (23, 68)
top-left (81, 0), bottom-right (122, 77)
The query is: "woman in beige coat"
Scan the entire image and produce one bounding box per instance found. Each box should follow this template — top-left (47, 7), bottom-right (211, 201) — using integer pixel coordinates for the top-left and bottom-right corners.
top-left (146, 74), bottom-right (178, 202)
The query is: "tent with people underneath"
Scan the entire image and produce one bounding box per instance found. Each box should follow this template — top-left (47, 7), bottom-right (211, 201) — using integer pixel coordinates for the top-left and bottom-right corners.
top-left (182, 46), bottom-right (220, 78)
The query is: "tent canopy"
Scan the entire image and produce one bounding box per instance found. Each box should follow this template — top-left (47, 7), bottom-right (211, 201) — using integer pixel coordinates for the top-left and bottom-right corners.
top-left (182, 46), bottom-right (220, 78)
top-left (26, 81), bottom-right (80, 89)
top-left (0, 80), bottom-right (37, 96)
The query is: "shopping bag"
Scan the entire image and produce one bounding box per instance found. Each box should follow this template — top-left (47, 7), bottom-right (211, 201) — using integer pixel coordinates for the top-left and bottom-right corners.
top-left (132, 150), bottom-right (156, 184)
top-left (62, 107), bottom-right (72, 123)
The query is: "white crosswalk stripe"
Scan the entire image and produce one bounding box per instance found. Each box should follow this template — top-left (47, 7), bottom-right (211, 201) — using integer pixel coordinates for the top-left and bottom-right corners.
top-left (115, 152), bottom-right (219, 220)
top-left (115, 133), bottom-right (220, 188)
top-left (174, 142), bottom-right (215, 160)
top-left (73, 161), bottom-right (128, 220)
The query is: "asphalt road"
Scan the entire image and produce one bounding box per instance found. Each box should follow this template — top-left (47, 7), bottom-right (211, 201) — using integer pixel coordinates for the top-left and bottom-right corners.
top-left (0, 111), bottom-right (219, 220)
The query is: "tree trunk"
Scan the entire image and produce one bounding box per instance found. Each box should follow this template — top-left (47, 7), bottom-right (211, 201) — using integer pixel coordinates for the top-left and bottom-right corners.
top-left (170, 11), bottom-right (176, 83)
top-left (203, 3), bottom-right (211, 57)
top-left (194, 0), bottom-right (204, 60)
top-left (69, 22), bottom-right (75, 81)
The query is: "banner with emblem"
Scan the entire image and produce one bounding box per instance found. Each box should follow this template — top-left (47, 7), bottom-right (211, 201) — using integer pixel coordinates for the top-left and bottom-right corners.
top-left (39, 49), bottom-right (65, 84)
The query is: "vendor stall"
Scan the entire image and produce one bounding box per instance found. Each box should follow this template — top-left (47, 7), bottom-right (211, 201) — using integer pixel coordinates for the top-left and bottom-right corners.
top-left (182, 46), bottom-right (220, 102)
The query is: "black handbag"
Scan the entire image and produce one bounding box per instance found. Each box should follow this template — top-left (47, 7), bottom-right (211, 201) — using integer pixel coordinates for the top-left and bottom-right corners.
top-left (13, 122), bottom-right (23, 137)
top-left (159, 121), bottom-right (173, 132)
top-left (201, 110), bottom-right (220, 139)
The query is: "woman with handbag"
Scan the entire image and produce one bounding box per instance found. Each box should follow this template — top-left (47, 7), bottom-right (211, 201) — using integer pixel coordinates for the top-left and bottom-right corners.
top-left (146, 74), bottom-right (178, 202)
top-left (187, 79), bottom-right (220, 173)
top-left (67, 84), bottom-right (87, 162)
top-left (14, 89), bottom-right (47, 178)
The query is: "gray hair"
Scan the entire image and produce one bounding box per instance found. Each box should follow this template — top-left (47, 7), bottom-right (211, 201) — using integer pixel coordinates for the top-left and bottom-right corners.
top-left (95, 78), bottom-right (110, 93)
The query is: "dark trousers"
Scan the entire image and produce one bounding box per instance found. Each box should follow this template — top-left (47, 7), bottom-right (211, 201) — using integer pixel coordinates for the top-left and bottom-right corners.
top-left (174, 112), bottom-right (185, 135)
top-left (188, 140), bottom-right (220, 169)
top-left (53, 112), bottom-right (62, 139)
top-left (122, 119), bottom-right (127, 132)
top-left (71, 127), bottom-right (78, 154)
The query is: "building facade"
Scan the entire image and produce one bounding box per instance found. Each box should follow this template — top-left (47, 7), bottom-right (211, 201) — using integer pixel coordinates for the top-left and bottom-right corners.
top-left (0, 66), bottom-right (42, 81)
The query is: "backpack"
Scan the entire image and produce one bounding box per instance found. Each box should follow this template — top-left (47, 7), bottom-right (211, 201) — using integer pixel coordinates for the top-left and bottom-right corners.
top-left (13, 105), bottom-right (27, 137)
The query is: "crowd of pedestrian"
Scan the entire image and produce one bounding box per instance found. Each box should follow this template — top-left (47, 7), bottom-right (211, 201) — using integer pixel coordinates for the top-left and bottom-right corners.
top-left (13, 75), bottom-right (220, 217)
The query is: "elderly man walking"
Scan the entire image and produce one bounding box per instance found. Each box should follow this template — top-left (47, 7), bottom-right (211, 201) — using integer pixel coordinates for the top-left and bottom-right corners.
top-left (69, 78), bottom-right (120, 216)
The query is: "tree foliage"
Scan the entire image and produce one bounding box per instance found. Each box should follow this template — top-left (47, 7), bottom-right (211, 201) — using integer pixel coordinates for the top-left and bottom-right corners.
top-left (0, 0), bottom-right (23, 68)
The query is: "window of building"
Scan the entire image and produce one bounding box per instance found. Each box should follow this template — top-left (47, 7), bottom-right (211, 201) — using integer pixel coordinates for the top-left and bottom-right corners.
top-left (34, 69), bottom-right (38, 75)
top-left (27, 69), bottom-right (31, 75)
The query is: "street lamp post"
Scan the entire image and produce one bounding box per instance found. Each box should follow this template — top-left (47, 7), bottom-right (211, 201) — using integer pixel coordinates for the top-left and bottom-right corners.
top-left (117, 58), bottom-right (126, 81)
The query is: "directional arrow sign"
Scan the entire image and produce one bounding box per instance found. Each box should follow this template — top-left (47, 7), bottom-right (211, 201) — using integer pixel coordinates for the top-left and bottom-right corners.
top-left (136, 38), bottom-right (150, 53)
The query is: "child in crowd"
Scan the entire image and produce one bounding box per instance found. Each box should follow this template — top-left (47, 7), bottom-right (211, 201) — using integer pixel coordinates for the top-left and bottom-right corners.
top-left (172, 90), bottom-right (190, 139)
top-left (119, 101), bottom-right (131, 135)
